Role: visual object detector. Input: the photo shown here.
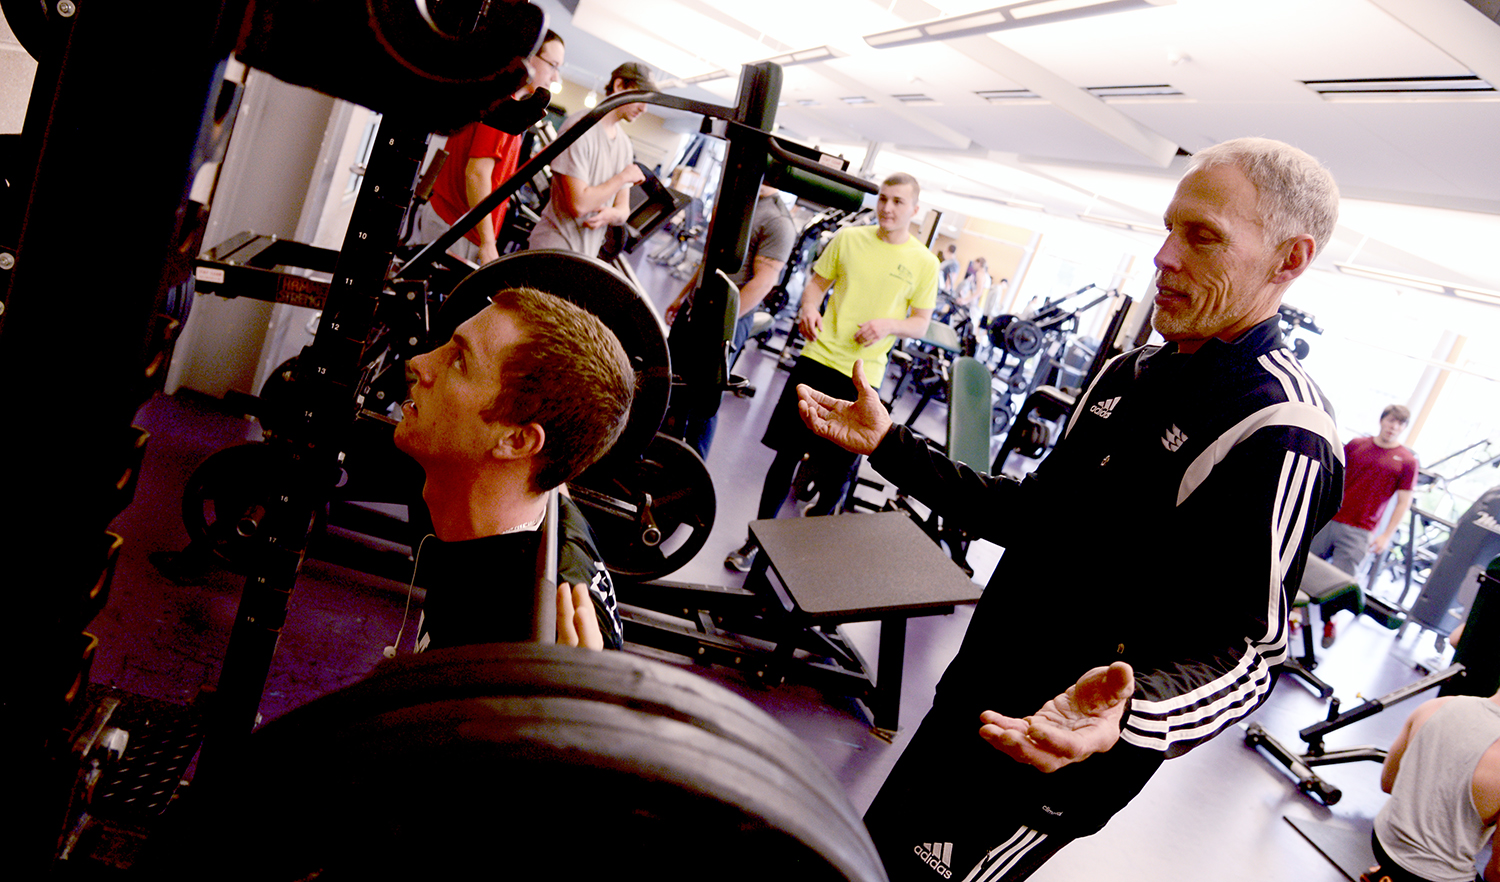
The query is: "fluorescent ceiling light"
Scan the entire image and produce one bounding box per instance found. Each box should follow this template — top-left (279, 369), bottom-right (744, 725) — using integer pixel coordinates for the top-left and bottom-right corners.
top-left (1012, 0), bottom-right (1120, 19)
top-left (1452, 287), bottom-right (1500, 305)
top-left (680, 44), bottom-right (842, 87)
top-left (928, 11), bottom-right (1009, 36)
top-left (1318, 92), bottom-right (1500, 104)
top-left (1078, 213), bottom-right (1165, 235)
top-left (864, 0), bottom-right (1174, 49)
top-left (1335, 263), bottom-right (1445, 293)
top-left (764, 45), bottom-right (844, 68)
top-left (1336, 263), bottom-right (1500, 306)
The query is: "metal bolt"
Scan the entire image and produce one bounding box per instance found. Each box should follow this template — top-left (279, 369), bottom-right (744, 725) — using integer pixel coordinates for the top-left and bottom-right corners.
top-left (0, 252), bottom-right (13, 270)
top-left (56, 0), bottom-right (75, 17)
top-left (408, 336), bottom-right (418, 346)
top-left (406, 291), bottom-right (416, 301)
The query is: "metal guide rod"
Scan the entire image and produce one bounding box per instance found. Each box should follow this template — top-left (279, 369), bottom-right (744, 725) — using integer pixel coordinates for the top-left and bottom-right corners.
top-left (531, 490), bottom-right (560, 644)
top-left (1298, 662), bottom-right (1466, 747)
top-left (199, 119), bottom-right (432, 780)
top-left (395, 80), bottom-right (878, 281)
top-left (396, 90), bottom-right (738, 278)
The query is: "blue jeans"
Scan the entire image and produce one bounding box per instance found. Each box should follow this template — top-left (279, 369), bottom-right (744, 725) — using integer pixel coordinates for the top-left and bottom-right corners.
top-left (674, 312), bottom-right (757, 460)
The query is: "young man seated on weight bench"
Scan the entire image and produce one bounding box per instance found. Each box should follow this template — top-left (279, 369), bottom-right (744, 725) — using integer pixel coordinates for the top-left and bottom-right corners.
top-left (394, 286), bottom-right (636, 650)
top-left (1364, 683), bottom-right (1500, 882)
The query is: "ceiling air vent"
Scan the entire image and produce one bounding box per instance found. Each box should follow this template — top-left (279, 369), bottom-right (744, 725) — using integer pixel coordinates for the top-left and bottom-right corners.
top-left (1303, 75), bottom-right (1496, 100)
top-left (840, 95), bottom-right (877, 105)
top-left (975, 89), bottom-right (1041, 103)
top-left (1085, 83), bottom-right (1185, 100)
top-left (893, 93), bottom-right (940, 105)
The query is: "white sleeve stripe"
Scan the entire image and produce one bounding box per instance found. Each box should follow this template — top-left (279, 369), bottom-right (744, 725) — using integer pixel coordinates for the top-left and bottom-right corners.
top-left (1129, 651), bottom-right (1263, 719)
top-left (1139, 455), bottom-right (1299, 717)
top-left (1253, 590), bottom-right (1292, 658)
top-left (1272, 453), bottom-right (1306, 563)
top-left (1261, 349), bottom-right (1306, 404)
top-left (1177, 400), bottom-right (1341, 505)
top-left (1263, 349), bottom-right (1316, 411)
top-left (1276, 454), bottom-right (1321, 578)
top-left (1267, 349), bottom-right (1327, 413)
top-left (1127, 667), bottom-right (1273, 723)
top-left (1131, 451), bottom-right (1323, 745)
top-left (1123, 669), bottom-right (1275, 744)
top-left (1138, 453), bottom-right (1311, 725)
top-left (1268, 451), bottom-right (1304, 626)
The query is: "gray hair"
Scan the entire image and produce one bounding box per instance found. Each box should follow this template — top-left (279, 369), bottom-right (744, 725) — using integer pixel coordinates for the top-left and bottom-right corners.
top-left (1188, 137), bottom-right (1340, 256)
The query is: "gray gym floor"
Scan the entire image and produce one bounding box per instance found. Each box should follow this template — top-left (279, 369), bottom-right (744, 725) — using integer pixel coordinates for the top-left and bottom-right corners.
top-left (86, 237), bottom-right (1472, 880)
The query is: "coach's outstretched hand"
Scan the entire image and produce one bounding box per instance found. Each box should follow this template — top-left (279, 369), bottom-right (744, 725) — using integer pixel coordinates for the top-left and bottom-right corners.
top-left (978, 662), bottom-right (1134, 773)
top-left (796, 360), bottom-right (893, 456)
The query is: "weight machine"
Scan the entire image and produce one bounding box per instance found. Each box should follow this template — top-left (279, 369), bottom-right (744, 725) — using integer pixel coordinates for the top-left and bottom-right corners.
top-left (1245, 662), bottom-right (1467, 805)
top-left (1246, 558), bottom-right (1500, 805)
top-left (4, 0), bottom-right (889, 875)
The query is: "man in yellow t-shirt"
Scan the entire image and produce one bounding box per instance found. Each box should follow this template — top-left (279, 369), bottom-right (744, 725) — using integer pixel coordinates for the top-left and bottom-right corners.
top-left (726, 173), bottom-right (938, 572)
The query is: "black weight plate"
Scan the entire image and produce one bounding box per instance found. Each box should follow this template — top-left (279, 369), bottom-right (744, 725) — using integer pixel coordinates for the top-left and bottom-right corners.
top-left (165, 645), bottom-right (887, 881)
top-left (180, 443), bottom-right (284, 571)
top-left (991, 401), bottom-right (1013, 436)
top-left (254, 356), bottom-right (300, 437)
top-left (570, 432), bottom-right (715, 581)
top-left (432, 249), bottom-right (670, 470)
top-left (1002, 319), bottom-right (1043, 357)
top-left (367, 0), bottom-right (543, 86)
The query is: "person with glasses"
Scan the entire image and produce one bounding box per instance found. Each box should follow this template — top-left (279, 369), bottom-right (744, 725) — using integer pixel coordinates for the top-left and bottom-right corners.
top-left (413, 30), bottom-right (566, 265)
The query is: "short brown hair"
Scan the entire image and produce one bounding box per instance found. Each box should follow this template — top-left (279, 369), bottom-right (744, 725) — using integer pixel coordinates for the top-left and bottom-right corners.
top-left (1381, 404), bottom-right (1411, 424)
top-left (482, 288), bottom-right (635, 491)
top-left (608, 61), bottom-right (656, 94)
top-left (882, 172), bottom-right (920, 203)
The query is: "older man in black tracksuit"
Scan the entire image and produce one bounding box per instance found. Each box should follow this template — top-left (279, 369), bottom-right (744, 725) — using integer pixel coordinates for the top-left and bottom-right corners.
top-left (799, 138), bottom-right (1345, 881)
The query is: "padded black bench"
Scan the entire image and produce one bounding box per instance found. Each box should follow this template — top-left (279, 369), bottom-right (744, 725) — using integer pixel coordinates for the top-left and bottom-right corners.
top-left (747, 512), bottom-right (982, 733)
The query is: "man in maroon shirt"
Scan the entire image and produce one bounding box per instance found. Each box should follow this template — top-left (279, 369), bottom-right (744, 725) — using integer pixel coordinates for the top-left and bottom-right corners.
top-left (1309, 403), bottom-right (1419, 644)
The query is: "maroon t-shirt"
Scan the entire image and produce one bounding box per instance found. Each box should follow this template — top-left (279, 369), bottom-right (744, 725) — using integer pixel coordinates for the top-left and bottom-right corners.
top-left (429, 121), bottom-right (524, 246)
top-left (1333, 436), bottom-right (1417, 531)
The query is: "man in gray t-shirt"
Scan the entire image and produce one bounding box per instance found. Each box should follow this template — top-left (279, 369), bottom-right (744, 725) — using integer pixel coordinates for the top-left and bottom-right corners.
top-left (664, 186), bottom-right (796, 458)
top-left (527, 62), bottom-right (655, 258)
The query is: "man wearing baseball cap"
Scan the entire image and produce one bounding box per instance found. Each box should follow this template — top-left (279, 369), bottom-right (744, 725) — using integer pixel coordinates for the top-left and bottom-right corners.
top-left (527, 62), bottom-right (657, 259)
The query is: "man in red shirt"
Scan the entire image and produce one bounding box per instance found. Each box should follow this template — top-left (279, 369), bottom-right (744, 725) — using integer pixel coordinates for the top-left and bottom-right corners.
top-left (413, 30), bottom-right (566, 264)
top-left (1309, 403), bottom-right (1419, 644)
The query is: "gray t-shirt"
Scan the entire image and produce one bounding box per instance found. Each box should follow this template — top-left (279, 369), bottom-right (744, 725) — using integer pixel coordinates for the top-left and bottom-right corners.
top-left (728, 193), bottom-right (795, 290)
top-left (1375, 697), bottom-right (1500, 882)
top-left (527, 111), bottom-right (635, 258)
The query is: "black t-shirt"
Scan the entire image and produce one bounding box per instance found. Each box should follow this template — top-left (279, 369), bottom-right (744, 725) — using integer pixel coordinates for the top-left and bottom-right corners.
top-left (414, 496), bottom-right (623, 651)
